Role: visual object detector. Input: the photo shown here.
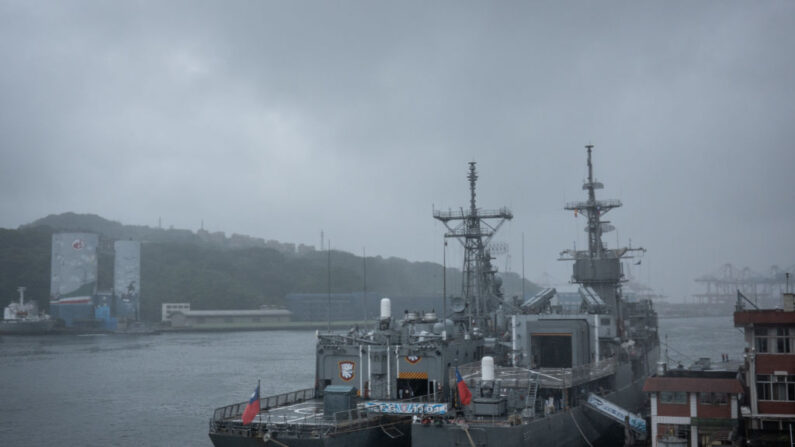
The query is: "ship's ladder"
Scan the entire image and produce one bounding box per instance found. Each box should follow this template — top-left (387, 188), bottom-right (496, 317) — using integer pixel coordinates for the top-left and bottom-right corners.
top-left (380, 423), bottom-right (404, 439)
top-left (524, 372), bottom-right (540, 418)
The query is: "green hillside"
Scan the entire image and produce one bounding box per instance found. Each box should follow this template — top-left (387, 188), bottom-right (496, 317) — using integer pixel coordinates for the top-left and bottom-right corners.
top-left (1, 213), bottom-right (539, 321)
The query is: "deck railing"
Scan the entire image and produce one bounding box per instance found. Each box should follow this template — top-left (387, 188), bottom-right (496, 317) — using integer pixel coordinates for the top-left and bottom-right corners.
top-left (455, 359), bottom-right (617, 390)
top-left (211, 387), bottom-right (316, 422)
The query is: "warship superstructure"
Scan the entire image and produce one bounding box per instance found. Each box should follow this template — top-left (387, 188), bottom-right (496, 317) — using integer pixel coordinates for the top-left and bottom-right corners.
top-left (412, 145), bottom-right (660, 446)
top-left (208, 162), bottom-right (512, 447)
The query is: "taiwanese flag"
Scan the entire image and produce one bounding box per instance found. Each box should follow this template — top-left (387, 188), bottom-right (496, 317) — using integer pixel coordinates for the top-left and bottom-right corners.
top-left (241, 382), bottom-right (260, 425)
top-left (455, 367), bottom-right (472, 406)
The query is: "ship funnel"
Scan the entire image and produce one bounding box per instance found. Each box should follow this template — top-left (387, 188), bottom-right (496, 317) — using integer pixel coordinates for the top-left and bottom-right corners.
top-left (380, 298), bottom-right (392, 320)
top-left (481, 356), bottom-right (495, 382)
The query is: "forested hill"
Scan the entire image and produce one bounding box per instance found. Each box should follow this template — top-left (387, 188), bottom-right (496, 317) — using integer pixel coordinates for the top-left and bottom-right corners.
top-left (2, 213), bottom-right (539, 321)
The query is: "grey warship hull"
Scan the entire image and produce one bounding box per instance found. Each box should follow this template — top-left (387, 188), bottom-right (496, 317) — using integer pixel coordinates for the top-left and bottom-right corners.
top-left (208, 320), bottom-right (483, 447)
top-left (209, 385), bottom-right (411, 447)
top-left (209, 161), bottom-right (510, 447)
top-left (210, 430), bottom-right (406, 447)
top-left (413, 348), bottom-right (659, 447)
top-left (209, 401), bottom-right (410, 447)
top-left (412, 146), bottom-right (660, 446)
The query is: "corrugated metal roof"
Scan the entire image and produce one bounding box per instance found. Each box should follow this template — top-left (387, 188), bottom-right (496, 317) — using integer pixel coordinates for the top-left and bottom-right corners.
top-left (643, 377), bottom-right (743, 394)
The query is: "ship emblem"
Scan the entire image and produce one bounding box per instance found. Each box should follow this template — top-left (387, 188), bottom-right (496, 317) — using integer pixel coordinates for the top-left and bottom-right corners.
top-left (406, 355), bottom-right (421, 364)
top-left (72, 239), bottom-right (84, 250)
top-left (338, 361), bottom-right (355, 381)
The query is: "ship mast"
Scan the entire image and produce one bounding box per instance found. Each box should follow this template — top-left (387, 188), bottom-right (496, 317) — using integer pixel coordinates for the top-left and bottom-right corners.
top-left (559, 145), bottom-right (644, 316)
top-left (434, 162), bottom-right (513, 330)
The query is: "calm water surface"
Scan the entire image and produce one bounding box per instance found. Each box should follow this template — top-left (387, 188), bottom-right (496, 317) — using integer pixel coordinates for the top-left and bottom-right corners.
top-left (0, 316), bottom-right (744, 446)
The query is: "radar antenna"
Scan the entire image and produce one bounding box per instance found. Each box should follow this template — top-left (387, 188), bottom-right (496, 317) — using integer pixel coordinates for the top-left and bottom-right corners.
top-left (558, 145), bottom-right (645, 315)
top-left (433, 162), bottom-right (513, 329)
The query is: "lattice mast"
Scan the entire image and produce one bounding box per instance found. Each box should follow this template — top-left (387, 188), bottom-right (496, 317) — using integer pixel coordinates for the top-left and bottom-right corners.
top-left (434, 162), bottom-right (513, 327)
top-left (559, 145), bottom-right (644, 314)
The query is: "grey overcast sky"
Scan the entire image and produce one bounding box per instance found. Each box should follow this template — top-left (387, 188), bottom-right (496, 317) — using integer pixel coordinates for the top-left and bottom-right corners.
top-left (1, 1), bottom-right (793, 300)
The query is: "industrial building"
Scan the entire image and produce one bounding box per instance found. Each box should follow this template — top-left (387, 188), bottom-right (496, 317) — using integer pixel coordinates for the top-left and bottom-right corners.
top-left (48, 233), bottom-right (142, 329)
top-left (113, 240), bottom-right (141, 320)
top-left (162, 302), bottom-right (192, 322)
top-left (284, 292), bottom-right (444, 322)
top-left (49, 233), bottom-right (99, 327)
top-left (166, 308), bottom-right (291, 330)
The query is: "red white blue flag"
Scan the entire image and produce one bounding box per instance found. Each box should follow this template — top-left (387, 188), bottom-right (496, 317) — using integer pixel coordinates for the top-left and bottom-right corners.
top-left (455, 367), bottom-right (472, 406)
top-left (241, 382), bottom-right (260, 425)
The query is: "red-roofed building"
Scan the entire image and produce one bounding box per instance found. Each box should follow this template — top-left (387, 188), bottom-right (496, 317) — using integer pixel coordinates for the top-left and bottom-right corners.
top-left (643, 370), bottom-right (742, 446)
top-left (734, 292), bottom-right (795, 443)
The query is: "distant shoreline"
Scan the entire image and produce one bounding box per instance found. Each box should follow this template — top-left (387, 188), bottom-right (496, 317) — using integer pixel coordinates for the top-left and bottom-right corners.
top-left (657, 314), bottom-right (732, 320)
top-left (159, 320), bottom-right (368, 333)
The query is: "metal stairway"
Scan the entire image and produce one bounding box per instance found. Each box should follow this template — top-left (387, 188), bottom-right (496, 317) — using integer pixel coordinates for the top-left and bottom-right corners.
top-left (524, 372), bottom-right (540, 418)
top-left (380, 424), bottom-right (404, 439)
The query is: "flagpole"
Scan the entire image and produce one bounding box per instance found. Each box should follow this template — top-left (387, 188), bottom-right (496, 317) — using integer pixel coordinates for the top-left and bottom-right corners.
top-left (257, 379), bottom-right (262, 425)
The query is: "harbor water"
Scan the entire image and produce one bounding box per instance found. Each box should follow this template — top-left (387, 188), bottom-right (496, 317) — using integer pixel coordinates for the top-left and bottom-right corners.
top-left (0, 316), bottom-right (744, 446)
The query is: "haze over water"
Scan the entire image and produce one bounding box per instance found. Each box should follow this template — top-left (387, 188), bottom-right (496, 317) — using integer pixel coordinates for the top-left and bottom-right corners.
top-left (0, 317), bottom-right (742, 446)
top-left (1, 1), bottom-right (793, 302)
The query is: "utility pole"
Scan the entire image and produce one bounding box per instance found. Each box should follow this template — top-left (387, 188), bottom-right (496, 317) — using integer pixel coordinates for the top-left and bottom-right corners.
top-left (327, 239), bottom-right (331, 332)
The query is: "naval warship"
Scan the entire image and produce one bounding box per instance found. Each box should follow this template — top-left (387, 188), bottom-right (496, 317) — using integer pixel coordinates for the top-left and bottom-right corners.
top-left (208, 162), bottom-right (513, 447)
top-left (411, 145), bottom-right (660, 446)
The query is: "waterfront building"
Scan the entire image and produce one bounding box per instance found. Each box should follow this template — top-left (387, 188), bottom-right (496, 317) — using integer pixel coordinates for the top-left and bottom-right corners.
top-left (167, 308), bottom-right (291, 330)
top-left (162, 302), bottom-right (191, 322)
top-left (734, 292), bottom-right (795, 443)
top-left (284, 292), bottom-right (443, 322)
top-left (49, 233), bottom-right (98, 326)
top-left (643, 368), bottom-right (743, 446)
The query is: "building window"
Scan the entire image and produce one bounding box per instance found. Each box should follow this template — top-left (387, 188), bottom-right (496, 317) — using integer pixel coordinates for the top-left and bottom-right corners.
top-left (755, 327), bottom-right (769, 353)
top-left (757, 374), bottom-right (795, 401)
top-left (698, 392), bottom-right (728, 405)
top-left (756, 327), bottom-right (795, 354)
top-left (660, 391), bottom-right (687, 404)
top-left (776, 328), bottom-right (791, 353)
